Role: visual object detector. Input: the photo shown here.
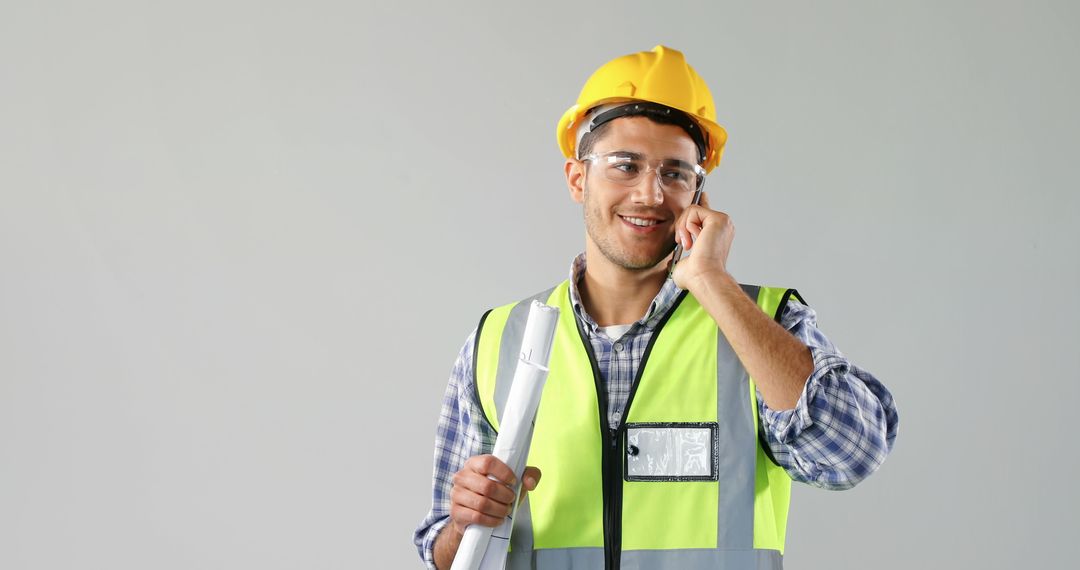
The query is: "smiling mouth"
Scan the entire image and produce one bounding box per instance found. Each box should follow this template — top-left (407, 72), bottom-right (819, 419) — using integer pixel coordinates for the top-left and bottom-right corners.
top-left (619, 215), bottom-right (663, 228)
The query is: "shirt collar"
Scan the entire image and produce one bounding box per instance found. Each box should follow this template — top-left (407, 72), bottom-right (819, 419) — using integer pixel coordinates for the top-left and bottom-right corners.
top-left (567, 252), bottom-right (682, 335)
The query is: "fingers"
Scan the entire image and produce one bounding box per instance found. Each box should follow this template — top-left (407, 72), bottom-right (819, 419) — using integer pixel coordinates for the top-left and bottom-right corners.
top-left (456, 457), bottom-right (517, 504)
top-left (450, 484), bottom-right (512, 527)
top-left (466, 454), bottom-right (517, 486)
top-left (681, 202), bottom-right (733, 239)
top-left (449, 455), bottom-right (522, 531)
top-left (678, 191), bottom-right (711, 247)
top-left (676, 205), bottom-right (709, 249)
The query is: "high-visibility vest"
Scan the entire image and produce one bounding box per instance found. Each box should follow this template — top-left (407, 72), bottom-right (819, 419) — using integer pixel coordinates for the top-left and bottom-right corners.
top-left (473, 280), bottom-right (803, 570)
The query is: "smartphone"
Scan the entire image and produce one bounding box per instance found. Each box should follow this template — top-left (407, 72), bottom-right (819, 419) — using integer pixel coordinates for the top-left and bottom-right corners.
top-left (666, 186), bottom-right (705, 280)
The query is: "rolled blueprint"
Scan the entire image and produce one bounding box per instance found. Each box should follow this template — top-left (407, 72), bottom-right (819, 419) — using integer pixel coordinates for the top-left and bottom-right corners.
top-left (451, 300), bottom-right (559, 570)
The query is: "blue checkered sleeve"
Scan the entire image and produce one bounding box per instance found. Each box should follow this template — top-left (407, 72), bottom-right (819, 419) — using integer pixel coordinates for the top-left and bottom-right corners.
top-left (413, 329), bottom-right (495, 569)
top-left (760, 299), bottom-right (899, 490)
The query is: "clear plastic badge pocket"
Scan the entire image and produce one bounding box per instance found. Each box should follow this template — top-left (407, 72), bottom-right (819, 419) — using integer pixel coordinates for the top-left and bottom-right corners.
top-left (624, 422), bottom-right (719, 482)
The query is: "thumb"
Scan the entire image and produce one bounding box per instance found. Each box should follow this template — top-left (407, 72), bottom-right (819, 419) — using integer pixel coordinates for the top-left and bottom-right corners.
top-left (522, 466), bottom-right (541, 490)
top-left (517, 467), bottom-right (541, 505)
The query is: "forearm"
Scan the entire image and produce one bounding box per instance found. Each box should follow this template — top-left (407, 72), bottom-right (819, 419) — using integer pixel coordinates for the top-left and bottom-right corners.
top-left (432, 522), bottom-right (462, 570)
top-left (689, 270), bottom-right (813, 410)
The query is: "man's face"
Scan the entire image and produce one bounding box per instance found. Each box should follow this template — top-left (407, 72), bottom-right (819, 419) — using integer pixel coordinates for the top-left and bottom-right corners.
top-left (570, 116), bottom-right (701, 271)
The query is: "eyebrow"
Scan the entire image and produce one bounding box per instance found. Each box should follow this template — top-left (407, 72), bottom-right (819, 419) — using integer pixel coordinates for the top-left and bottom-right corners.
top-left (606, 150), bottom-right (696, 170)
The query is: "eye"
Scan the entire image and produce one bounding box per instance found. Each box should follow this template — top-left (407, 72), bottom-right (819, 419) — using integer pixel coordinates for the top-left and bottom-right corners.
top-left (661, 167), bottom-right (691, 182)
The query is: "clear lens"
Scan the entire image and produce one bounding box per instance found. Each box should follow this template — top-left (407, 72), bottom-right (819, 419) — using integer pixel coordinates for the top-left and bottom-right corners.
top-left (583, 152), bottom-right (704, 194)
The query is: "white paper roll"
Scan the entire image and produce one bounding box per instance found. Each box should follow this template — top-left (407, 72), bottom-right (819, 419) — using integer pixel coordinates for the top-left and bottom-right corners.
top-left (450, 301), bottom-right (559, 570)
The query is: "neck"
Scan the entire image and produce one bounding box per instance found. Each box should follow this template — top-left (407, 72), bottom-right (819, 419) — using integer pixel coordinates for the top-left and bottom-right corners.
top-left (579, 242), bottom-right (670, 327)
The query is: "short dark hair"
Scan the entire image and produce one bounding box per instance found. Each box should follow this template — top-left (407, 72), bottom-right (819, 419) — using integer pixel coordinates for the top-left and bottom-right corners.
top-left (577, 120), bottom-right (615, 160)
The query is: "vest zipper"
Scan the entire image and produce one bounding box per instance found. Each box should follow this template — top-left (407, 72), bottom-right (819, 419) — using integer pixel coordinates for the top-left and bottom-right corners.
top-left (605, 427), bottom-right (623, 570)
top-left (574, 291), bottom-right (688, 570)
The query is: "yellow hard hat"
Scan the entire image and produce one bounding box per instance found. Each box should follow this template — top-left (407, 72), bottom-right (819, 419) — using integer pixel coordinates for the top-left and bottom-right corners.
top-left (556, 45), bottom-right (728, 173)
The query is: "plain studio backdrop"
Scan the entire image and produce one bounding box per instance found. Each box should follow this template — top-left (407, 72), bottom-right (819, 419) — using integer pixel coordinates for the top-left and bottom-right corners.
top-left (2, 1), bottom-right (1077, 568)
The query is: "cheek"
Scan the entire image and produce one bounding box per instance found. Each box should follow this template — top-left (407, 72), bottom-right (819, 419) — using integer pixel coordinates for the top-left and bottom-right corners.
top-left (583, 188), bottom-right (612, 215)
top-left (670, 200), bottom-right (693, 219)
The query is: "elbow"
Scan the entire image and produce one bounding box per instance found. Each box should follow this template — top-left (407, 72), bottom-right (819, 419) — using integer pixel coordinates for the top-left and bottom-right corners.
top-left (812, 431), bottom-right (894, 490)
top-left (810, 451), bottom-right (887, 491)
top-left (773, 363), bottom-right (900, 491)
top-left (801, 418), bottom-right (895, 491)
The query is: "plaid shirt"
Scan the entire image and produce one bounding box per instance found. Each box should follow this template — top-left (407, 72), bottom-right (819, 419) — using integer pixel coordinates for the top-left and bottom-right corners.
top-left (413, 253), bottom-right (899, 568)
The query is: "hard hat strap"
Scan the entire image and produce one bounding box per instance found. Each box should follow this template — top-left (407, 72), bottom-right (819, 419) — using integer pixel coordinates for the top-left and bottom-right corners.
top-left (576, 101), bottom-right (708, 165)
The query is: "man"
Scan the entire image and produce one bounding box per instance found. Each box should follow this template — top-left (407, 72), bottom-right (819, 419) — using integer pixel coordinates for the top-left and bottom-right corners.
top-left (414, 45), bottom-right (898, 570)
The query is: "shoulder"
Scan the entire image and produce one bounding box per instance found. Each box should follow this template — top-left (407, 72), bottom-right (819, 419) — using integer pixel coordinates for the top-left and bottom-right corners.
top-left (734, 283), bottom-right (807, 322)
top-left (476, 281), bottom-right (569, 334)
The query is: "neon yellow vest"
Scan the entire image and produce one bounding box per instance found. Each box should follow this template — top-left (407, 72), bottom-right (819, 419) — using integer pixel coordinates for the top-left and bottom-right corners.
top-left (474, 281), bottom-right (801, 570)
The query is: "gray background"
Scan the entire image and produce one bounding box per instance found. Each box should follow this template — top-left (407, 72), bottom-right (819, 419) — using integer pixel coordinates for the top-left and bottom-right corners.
top-left (2, 1), bottom-right (1077, 568)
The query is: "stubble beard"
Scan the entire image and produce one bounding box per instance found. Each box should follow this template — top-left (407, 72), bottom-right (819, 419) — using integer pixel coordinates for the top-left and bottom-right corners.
top-left (582, 186), bottom-right (677, 271)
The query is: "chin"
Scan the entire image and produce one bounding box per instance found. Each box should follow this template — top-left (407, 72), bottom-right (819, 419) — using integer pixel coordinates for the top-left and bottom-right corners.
top-left (615, 250), bottom-right (671, 271)
top-left (624, 243), bottom-right (676, 270)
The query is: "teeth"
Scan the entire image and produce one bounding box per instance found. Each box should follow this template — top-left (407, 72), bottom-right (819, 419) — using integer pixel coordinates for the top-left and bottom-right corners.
top-left (623, 216), bottom-right (659, 227)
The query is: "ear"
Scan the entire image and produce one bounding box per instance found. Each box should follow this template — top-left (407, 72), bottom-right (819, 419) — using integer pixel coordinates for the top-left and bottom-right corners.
top-left (565, 158), bottom-right (585, 205)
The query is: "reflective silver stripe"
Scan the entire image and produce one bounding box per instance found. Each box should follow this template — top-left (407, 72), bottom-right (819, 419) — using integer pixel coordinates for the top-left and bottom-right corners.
top-left (715, 326), bottom-right (757, 549)
top-left (534, 547), bottom-right (605, 568)
top-left (493, 286), bottom-right (558, 424)
top-left (621, 548), bottom-right (782, 569)
top-left (525, 548), bottom-right (782, 569)
top-left (740, 284), bottom-right (761, 306)
top-left (506, 493), bottom-right (534, 569)
top-left (506, 429), bottom-right (536, 569)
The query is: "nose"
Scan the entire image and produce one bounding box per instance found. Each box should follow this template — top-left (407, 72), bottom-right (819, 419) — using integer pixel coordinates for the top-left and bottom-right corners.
top-left (628, 168), bottom-right (664, 206)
